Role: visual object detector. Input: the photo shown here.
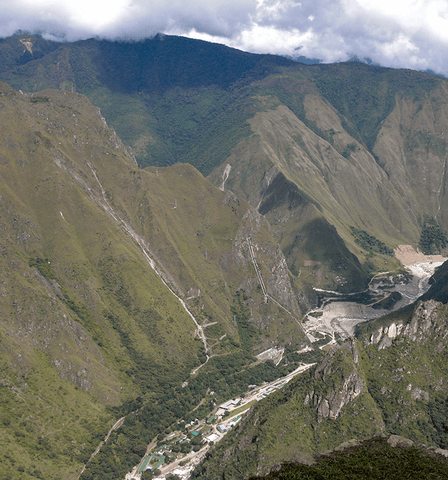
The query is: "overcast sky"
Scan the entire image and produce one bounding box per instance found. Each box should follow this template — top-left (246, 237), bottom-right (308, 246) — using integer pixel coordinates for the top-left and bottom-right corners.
top-left (1, 0), bottom-right (447, 76)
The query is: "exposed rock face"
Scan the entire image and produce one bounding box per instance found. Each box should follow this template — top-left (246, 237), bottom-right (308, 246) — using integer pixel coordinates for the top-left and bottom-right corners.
top-left (367, 299), bottom-right (444, 349)
top-left (404, 300), bottom-right (442, 341)
top-left (191, 339), bottom-right (385, 480)
top-left (311, 342), bottom-right (364, 420)
top-left (317, 370), bottom-right (364, 420)
top-left (409, 386), bottom-right (430, 402)
top-left (387, 435), bottom-right (414, 448)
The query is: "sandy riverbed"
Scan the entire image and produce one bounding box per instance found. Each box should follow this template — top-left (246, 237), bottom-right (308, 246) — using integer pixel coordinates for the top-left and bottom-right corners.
top-left (304, 245), bottom-right (446, 340)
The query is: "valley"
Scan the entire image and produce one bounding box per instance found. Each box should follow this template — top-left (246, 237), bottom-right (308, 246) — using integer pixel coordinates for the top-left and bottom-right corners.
top-left (304, 247), bottom-right (446, 341)
top-left (125, 363), bottom-right (316, 480)
top-left (121, 249), bottom-right (445, 480)
top-left (1, 33), bottom-right (448, 480)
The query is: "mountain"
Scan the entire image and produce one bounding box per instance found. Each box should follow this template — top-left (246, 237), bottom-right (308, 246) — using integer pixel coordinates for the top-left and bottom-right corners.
top-left (2, 32), bottom-right (448, 479)
top-left (0, 33), bottom-right (60, 73)
top-left (1, 33), bottom-right (447, 294)
top-left (193, 262), bottom-right (448, 479)
top-left (0, 82), bottom-right (310, 479)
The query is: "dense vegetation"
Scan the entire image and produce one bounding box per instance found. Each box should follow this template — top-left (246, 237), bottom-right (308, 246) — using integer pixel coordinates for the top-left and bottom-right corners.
top-left (81, 352), bottom-right (315, 479)
top-left (350, 227), bottom-right (394, 257)
top-left (307, 62), bottom-right (439, 154)
top-left (82, 310), bottom-right (318, 480)
top-left (419, 215), bottom-right (448, 255)
top-left (0, 34), bottom-right (292, 175)
top-left (252, 436), bottom-right (448, 480)
top-left (0, 34), bottom-right (59, 73)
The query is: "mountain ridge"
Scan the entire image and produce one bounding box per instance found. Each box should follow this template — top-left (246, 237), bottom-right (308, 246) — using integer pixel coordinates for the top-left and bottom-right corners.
top-left (251, 434), bottom-right (448, 480)
top-left (1, 33), bottom-right (448, 479)
top-left (0, 83), bottom-right (310, 479)
top-left (2, 35), bottom-right (447, 292)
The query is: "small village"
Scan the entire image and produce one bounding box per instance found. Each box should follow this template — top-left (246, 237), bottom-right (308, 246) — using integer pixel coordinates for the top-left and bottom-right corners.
top-left (127, 362), bottom-right (315, 480)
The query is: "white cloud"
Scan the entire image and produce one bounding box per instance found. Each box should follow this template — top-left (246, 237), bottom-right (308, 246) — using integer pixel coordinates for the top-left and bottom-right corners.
top-left (0, 0), bottom-right (447, 76)
top-left (224, 24), bottom-right (315, 56)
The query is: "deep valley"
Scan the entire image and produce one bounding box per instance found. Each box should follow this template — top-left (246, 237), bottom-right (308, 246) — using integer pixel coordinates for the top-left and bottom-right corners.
top-left (1, 32), bottom-right (448, 480)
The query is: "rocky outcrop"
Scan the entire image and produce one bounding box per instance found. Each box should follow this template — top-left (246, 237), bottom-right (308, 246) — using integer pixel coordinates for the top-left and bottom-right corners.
top-left (305, 342), bottom-right (365, 420)
top-left (304, 369), bottom-right (364, 420)
top-left (367, 299), bottom-right (444, 349)
top-left (404, 300), bottom-right (442, 341)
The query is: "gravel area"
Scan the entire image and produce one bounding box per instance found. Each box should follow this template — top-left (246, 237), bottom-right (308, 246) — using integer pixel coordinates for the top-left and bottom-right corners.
top-left (304, 245), bottom-right (447, 340)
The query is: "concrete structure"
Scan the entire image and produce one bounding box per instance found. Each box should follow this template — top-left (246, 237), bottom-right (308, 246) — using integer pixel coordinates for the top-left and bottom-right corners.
top-left (205, 433), bottom-right (219, 442)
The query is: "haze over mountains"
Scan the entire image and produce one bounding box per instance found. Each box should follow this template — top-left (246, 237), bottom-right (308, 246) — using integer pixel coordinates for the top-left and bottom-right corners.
top-left (1, 32), bottom-right (448, 480)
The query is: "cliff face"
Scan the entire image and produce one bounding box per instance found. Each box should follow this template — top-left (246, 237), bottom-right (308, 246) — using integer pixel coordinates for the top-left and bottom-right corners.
top-left (367, 299), bottom-right (443, 349)
top-left (3, 34), bottom-right (448, 478)
top-left (358, 300), bottom-right (448, 447)
top-left (310, 343), bottom-right (364, 420)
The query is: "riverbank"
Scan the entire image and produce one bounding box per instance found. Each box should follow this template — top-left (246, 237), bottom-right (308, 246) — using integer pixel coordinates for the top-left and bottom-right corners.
top-left (304, 245), bottom-right (446, 340)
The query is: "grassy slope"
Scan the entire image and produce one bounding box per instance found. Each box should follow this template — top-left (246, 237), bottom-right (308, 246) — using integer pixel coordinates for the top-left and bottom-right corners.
top-left (0, 84), bottom-right (308, 479)
top-left (1, 35), bottom-right (448, 477)
top-left (0, 86), bottom-right (205, 478)
top-left (209, 91), bottom-right (406, 290)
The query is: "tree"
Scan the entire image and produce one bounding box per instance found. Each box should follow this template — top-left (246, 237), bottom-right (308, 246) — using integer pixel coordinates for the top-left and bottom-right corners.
top-left (419, 216), bottom-right (448, 254)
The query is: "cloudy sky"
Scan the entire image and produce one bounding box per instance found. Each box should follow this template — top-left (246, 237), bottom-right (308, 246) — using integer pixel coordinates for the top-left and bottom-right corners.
top-left (1, 0), bottom-right (447, 76)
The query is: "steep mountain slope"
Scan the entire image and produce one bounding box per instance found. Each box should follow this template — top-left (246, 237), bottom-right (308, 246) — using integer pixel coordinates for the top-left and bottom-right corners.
top-left (0, 33), bottom-right (293, 174)
top-left (2, 34), bottom-right (447, 293)
top-left (209, 71), bottom-right (448, 290)
top-left (193, 262), bottom-right (448, 479)
top-left (0, 82), bottom-right (307, 479)
top-left (2, 33), bottom-right (448, 477)
top-left (0, 33), bottom-right (59, 73)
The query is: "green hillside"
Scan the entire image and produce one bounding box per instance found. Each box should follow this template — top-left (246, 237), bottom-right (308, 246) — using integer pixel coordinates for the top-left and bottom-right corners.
top-left (0, 83), bottom-right (308, 479)
top-left (2, 34), bottom-right (448, 291)
top-left (193, 267), bottom-right (448, 479)
top-left (2, 32), bottom-right (448, 479)
top-left (0, 33), bottom-right (292, 174)
top-left (253, 435), bottom-right (448, 480)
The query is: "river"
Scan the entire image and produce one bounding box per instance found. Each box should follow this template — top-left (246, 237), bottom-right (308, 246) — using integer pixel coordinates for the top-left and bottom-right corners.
top-left (304, 248), bottom-right (446, 341)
